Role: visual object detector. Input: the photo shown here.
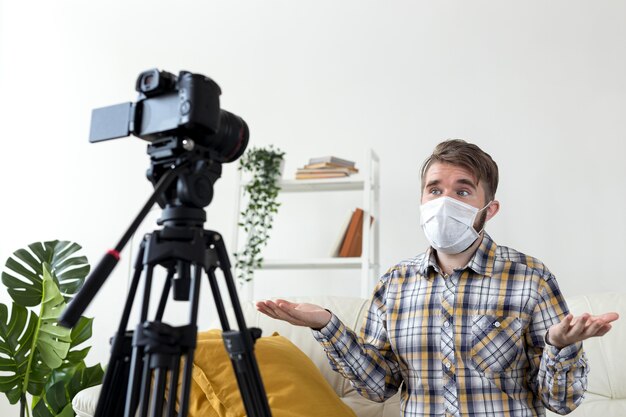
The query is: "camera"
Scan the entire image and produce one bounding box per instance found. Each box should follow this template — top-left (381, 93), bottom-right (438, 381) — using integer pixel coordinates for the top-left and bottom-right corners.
top-left (89, 68), bottom-right (248, 163)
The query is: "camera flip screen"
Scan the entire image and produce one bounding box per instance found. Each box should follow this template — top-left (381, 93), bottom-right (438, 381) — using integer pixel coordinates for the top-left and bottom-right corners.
top-left (89, 102), bottom-right (132, 143)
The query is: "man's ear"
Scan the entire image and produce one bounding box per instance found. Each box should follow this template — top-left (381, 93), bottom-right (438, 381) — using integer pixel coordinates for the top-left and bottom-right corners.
top-left (486, 200), bottom-right (500, 222)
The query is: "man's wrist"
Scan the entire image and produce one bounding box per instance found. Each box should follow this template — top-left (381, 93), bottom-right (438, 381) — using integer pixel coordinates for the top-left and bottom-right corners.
top-left (311, 309), bottom-right (332, 331)
top-left (546, 329), bottom-right (566, 349)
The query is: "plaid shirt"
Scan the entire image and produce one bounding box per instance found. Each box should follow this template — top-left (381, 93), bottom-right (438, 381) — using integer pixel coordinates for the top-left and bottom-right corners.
top-left (313, 233), bottom-right (588, 417)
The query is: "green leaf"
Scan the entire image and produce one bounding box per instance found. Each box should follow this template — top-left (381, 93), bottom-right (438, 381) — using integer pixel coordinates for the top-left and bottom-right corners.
top-left (66, 363), bottom-right (104, 404)
top-left (45, 382), bottom-right (68, 414)
top-left (33, 398), bottom-right (54, 417)
top-left (69, 316), bottom-right (93, 348)
top-left (36, 264), bottom-right (71, 369)
top-left (57, 403), bottom-right (75, 417)
top-left (2, 241), bottom-right (90, 307)
top-left (0, 302), bottom-right (45, 404)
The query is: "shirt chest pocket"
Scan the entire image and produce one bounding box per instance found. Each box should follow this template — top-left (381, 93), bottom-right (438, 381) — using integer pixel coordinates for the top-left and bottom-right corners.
top-left (470, 315), bottom-right (523, 374)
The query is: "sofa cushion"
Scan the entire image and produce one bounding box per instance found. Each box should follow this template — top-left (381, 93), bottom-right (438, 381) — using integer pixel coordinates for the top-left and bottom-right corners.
top-left (234, 295), bottom-right (371, 396)
top-left (192, 329), bottom-right (357, 417)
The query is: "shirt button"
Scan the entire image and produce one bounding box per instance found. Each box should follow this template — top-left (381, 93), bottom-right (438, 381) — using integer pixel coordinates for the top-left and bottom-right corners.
top-left (443, 321), bottom-right (450, 328)
top-left (445, 361), bottom-right (451, 369)
top-left (493, 321), bottom-right (501, 328)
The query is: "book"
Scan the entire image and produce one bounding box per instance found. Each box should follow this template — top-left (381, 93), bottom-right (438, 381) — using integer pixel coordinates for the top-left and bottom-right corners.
top-left (297, 167), bottom-right (355, 175)
top-left (337, 208), bottom-right (374, 257)
top-left (295, 172), bottom-right (349, 180)
top-left (349, 213), bottom-right (374, 257)
top-left (308, 156), bottom-right (355, 168)
top-left (330, 210), bottom-right (354, 257)
top-left (338, 208), bottom-right (364, 257)
top-left (303, 162), bottom-right (359, 173)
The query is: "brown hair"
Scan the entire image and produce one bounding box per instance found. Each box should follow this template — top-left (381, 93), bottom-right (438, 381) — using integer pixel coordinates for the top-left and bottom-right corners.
top-left (420, 139), bottom-right (499, 201)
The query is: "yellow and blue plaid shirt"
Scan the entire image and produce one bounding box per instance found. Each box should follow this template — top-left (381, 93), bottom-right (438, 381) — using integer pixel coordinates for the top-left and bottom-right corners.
top-left (313, 233), bottom-right (588, 417)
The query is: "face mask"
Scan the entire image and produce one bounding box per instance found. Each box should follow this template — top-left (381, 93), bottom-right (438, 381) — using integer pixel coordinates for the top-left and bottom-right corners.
top-left (420, 197), bottom-right (491, 255)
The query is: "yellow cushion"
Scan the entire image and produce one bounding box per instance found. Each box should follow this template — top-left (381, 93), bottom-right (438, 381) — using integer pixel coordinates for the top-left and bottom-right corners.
top-left (189, 329), bottom-right (357, 417)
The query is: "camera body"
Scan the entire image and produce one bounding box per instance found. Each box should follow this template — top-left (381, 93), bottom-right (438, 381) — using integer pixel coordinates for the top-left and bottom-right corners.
top-left (90, 69), bottom-right (248, 163)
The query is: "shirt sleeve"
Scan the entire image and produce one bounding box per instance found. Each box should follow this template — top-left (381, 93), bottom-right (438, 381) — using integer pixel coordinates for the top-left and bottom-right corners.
top-left (311, 274), bottom-right (403, 402)
top-left (525, 274), bottom-right (589, 415)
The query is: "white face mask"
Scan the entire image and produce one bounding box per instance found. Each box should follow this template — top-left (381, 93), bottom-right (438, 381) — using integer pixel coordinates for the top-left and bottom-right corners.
top-left (420, 197), bottom-right (491, 255)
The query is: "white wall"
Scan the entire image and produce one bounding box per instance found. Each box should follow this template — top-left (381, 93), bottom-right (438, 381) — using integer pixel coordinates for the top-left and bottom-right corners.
top-left (1, 0), bottom-right (625, 414)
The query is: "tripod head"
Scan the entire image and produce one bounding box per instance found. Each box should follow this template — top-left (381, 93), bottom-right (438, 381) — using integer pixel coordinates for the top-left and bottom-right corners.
top-left (147, 136), bottom-right (222, 225)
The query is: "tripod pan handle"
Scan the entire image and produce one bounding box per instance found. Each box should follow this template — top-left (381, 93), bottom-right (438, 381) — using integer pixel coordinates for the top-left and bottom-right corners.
top-left (59, 250), bottom-right (120, 328)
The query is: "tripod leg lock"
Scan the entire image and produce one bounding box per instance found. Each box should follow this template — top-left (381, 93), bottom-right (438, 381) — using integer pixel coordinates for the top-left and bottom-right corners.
top-left (133, 322), bottom-right (198, 356)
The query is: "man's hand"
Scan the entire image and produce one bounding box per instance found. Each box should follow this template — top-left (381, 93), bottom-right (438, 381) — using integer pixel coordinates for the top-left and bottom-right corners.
top-left (256, 299), bottom-right (332, 329)
top-left (547, 312), bottom-right (619, 349)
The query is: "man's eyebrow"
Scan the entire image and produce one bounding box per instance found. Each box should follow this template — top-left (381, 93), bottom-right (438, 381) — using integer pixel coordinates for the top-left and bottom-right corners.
top-left (456, 178), bottom-right (477, 189)
top-left (424, 178), bottom-right (477, 189)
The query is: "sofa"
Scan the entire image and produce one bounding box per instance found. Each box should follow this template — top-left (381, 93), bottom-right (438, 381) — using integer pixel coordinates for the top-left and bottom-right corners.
top-left (73, 293), bottom-right (625, 417)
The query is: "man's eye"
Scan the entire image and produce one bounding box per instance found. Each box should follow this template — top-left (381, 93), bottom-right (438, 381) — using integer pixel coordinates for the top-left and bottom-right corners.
top-left (430, 189), bottom-right (441, 195)
top-left (457, 190), bottom-right (470, 197)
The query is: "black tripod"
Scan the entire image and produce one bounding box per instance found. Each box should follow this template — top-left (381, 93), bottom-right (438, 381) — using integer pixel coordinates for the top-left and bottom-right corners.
top-left (59, 137), bottom-right (272, 417)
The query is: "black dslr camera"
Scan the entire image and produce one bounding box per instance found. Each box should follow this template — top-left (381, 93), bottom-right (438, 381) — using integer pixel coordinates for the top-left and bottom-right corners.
top-left (89, 69), bottom-right (249, 209)
top-left (89, 68), bottom-right (248, 163)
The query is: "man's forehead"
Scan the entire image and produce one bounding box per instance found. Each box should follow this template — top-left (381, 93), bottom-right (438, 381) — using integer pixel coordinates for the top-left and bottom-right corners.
top-left (424, 162), bottom-right (478, 184)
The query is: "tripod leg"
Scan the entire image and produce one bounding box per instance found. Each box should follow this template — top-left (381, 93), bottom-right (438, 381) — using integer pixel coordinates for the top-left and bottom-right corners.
top-left (165, 356), bottom-right (180, 417)
top-left (177, 263), bottom-right (201, 417)
top-left (126, 264), bottom-right (156, 417)
top-left (150, 368), bottom-right (168, 417)
top-left (207, 231), bottom-right (273, 417)
top-left (206, 266), bottom-right (231, 331)
top-left (137, 342), bottom-right (153, 417)
top-left (95, 240), bottom-right (146, 417)
top-left (155, 267), bottom-right (175, 322)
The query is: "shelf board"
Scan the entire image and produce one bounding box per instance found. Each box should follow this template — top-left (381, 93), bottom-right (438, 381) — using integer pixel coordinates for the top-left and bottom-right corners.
top-left (259, 257), bottom-right (372, 270)
top-left (241, 177), bottom-right (367, 192)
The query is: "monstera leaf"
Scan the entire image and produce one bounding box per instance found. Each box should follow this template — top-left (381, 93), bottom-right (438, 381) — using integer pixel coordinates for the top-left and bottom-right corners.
top-left (0, 264), bottom-right (72, 405)
top-left (0, 241), bottom-right (102, 416)
top-left (0, 303), bottom-right (45, 404)
top-left (2, 241), bottom-right (90, 306)
top-left (33, 363), bottom-right (104, 417)
top-left (37, 264), bottom-right (72, 368)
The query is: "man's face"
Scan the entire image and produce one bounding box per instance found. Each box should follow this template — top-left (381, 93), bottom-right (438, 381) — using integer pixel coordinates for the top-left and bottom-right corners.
top-left (421, 162), bottom-right (494, 231)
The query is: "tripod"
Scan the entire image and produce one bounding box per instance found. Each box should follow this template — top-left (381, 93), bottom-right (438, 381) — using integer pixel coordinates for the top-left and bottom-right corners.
top-left (59, 138), bottom-right (272, 417)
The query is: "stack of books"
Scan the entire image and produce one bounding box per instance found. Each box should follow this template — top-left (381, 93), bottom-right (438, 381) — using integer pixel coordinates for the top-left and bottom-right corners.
top-left (295, 156), bottom-right (359, 180)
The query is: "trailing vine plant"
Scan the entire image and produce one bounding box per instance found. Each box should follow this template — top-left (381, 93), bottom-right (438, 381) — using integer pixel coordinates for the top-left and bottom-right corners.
top-left (235, 145), bottom-right (285, 285)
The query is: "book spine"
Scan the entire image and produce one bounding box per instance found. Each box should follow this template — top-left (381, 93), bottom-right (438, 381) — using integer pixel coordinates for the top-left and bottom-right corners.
top-left (338, 208), bottom-right (364, 257)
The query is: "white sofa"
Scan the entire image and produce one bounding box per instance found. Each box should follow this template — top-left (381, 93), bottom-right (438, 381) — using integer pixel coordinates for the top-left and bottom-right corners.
top-left (74, 293), bottom-right (625, 417)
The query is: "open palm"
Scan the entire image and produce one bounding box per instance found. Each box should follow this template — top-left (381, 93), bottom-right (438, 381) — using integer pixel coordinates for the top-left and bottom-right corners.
top-left (548, 312), bottom-right (619, 348)
top-left (256, 299), bottom-right (332, 329)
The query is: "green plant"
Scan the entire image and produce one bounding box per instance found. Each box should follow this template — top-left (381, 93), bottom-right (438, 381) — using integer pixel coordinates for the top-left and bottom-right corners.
top-left (235, 145), bottom-right (285, 284)
top-left (0, 241), bottom-right (104, 417)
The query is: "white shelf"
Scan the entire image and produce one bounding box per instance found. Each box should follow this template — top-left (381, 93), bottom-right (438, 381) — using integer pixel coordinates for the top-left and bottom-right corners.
top-left (279, 177), bottom-right (366, 192)
top-left (241, 176), bottom-right (367, 192)
top-left (260, 257), bottom-right (375, 270)
top-left (233, 149), bottom-right (380, 299)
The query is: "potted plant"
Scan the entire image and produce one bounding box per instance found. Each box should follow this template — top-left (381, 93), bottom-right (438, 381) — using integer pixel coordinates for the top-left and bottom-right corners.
top-left (235, 145), bottom-right (285, 287)
top-left (0, 241), bottom-right (104, 417)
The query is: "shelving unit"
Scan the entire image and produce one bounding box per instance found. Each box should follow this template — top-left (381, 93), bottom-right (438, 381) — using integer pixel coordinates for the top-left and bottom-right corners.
top-left (232, 149), bottom-right (380, 299)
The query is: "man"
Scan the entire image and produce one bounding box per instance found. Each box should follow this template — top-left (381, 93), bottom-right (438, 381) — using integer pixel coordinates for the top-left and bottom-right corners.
top-left (256, 140), bottom-right (619, 417)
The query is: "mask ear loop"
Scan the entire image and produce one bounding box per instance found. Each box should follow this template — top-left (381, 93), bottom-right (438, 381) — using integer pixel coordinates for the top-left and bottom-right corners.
top-left (474, 200), bottom-right (493, 235)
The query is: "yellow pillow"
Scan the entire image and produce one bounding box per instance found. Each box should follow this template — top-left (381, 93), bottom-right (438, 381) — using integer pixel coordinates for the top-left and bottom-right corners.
top-left (190, 329), bottom-right (357, 417)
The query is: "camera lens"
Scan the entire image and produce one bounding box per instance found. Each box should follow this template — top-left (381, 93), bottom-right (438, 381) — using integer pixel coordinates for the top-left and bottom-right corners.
top-left (210, 110), bottom-right (249, 163)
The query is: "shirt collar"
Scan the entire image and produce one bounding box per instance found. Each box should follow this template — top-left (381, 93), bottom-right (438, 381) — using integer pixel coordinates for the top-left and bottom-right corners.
top-left (466, 232), bottom-right (497, 277)
top-left (417, 232), bottom-right (497, 278)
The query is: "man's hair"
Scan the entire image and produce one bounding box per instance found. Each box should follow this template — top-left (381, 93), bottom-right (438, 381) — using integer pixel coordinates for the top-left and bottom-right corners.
top-left (420, 139), bottom-right (499, 201)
